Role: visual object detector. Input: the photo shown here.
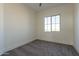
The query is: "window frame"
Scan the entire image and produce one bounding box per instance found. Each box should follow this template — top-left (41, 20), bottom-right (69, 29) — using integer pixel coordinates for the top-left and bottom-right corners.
top-left (44, 14), bottom-right (61, 32)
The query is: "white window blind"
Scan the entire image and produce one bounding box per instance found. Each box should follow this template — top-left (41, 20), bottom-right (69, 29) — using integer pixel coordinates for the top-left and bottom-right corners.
top-left (44, 15), bottom-right (60, 32)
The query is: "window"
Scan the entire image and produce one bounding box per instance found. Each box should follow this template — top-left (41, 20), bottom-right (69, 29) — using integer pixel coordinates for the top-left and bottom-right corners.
top-left (44, 15), bottom-right (60, 32)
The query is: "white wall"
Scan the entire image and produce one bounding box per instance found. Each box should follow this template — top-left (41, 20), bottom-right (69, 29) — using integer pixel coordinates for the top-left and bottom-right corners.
top-left (0, 3), bottom-right (75, 54)
top-left (0, 4), bottom-right (4, 55)
top-left (36, 5), bottom-right (74, 45)
top-left (74, 4), bottom-right (79, 53)
top-left (4, 4), bottom-right (36, 51)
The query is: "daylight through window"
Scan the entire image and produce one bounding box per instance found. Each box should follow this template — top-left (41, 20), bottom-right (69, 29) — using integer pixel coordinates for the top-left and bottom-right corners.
top-left (44, 15), bottom-right (60, 32)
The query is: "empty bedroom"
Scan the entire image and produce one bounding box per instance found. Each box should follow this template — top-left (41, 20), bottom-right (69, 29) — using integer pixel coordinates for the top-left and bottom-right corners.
top-left (0, 3), bottom-right (79, 56)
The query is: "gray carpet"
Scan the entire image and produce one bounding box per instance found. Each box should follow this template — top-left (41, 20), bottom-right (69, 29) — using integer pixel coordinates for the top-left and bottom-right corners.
top-left (2, 39), bottom-right (79, 56)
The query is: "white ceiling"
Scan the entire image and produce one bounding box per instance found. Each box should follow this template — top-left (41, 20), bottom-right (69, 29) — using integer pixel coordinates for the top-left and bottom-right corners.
top-left (26, 3), bottom-right (73, 11)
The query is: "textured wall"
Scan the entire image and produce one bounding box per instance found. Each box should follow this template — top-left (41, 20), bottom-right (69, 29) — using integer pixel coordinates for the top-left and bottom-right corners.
top-left (36, 5), bottom-right (74, 45)
top-left (4, 4), bottom-right (36, 51)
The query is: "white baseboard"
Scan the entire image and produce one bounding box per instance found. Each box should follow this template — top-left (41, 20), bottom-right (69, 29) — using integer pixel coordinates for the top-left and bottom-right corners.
top-left (73, 45), bottom-right (79, 54)
top-left (0, 51), bottom-right (4, 56)
top-left (4, 39), bottom-right (36, 53)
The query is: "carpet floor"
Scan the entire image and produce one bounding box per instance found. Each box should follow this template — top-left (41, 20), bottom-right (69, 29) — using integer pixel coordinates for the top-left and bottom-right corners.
top-left (2, 39), bottom-right (79, 56)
